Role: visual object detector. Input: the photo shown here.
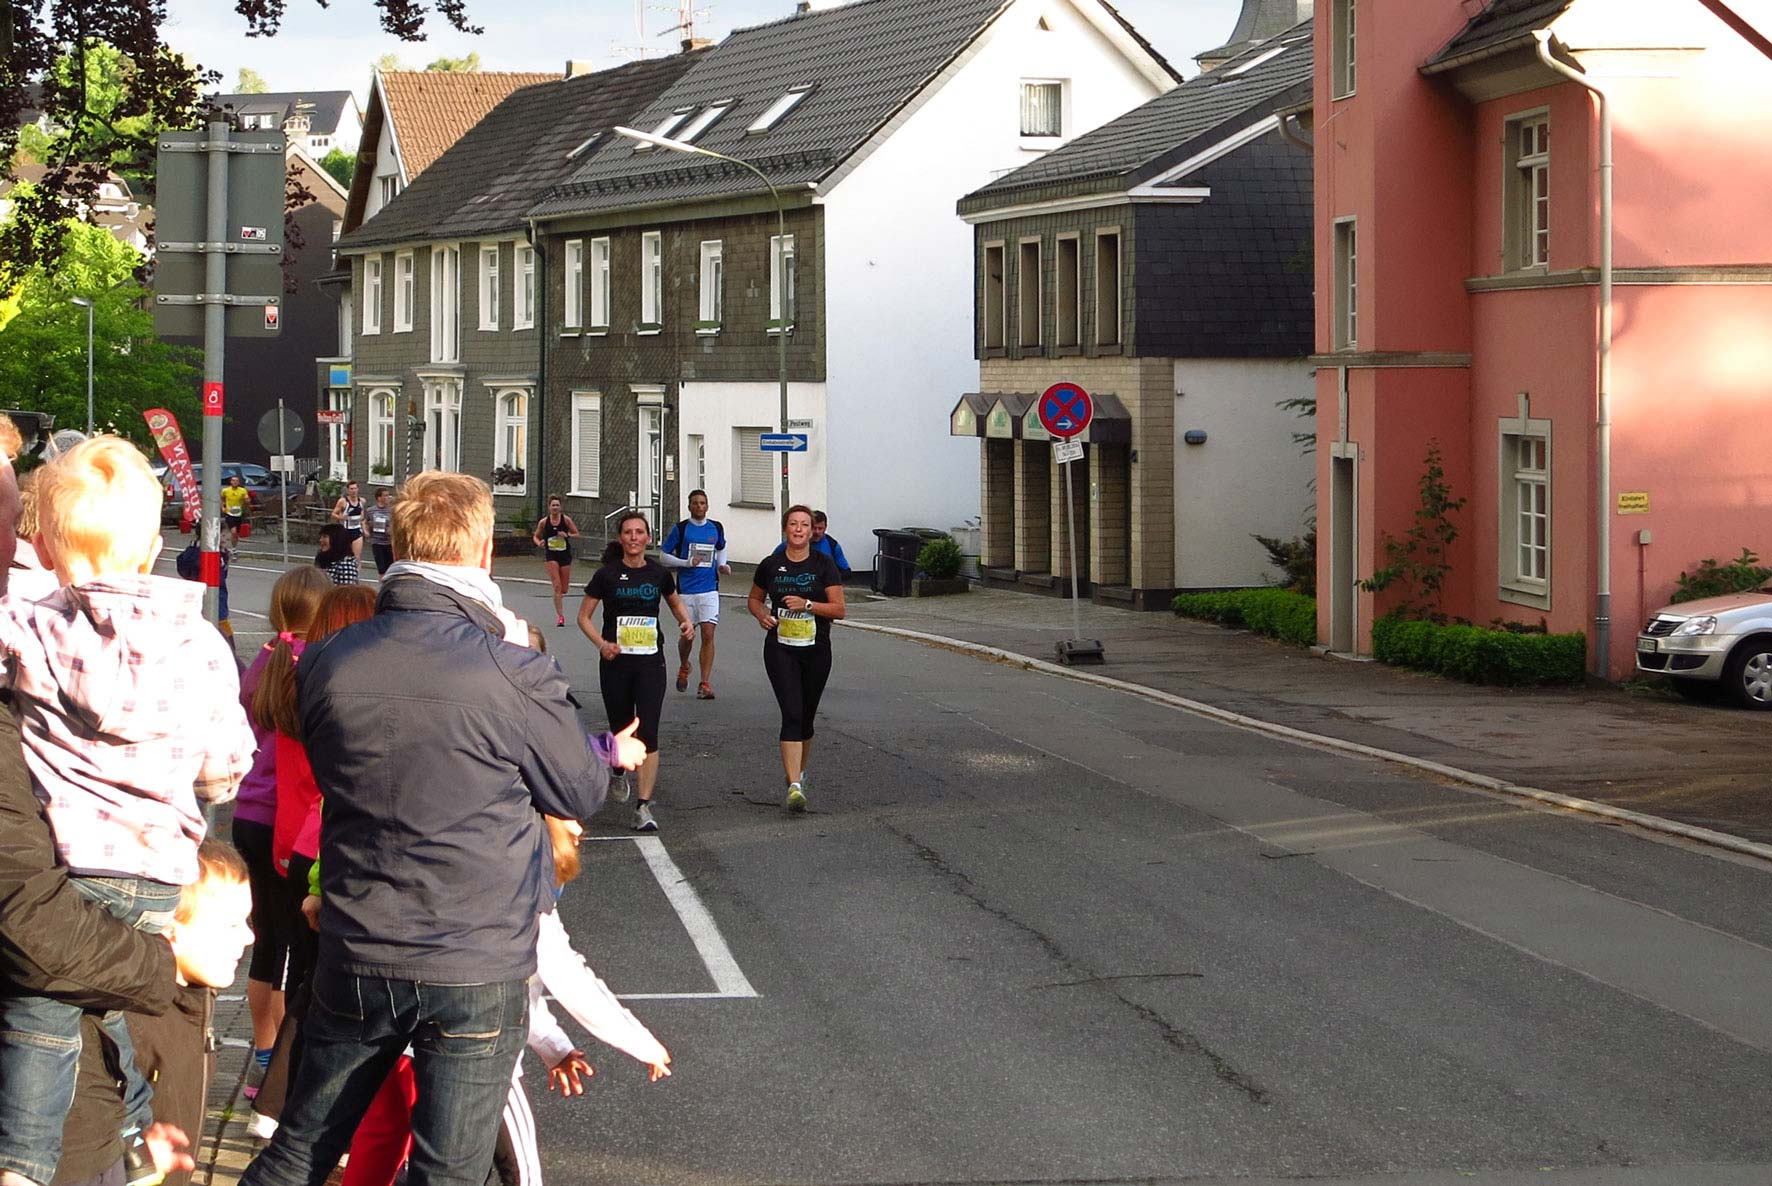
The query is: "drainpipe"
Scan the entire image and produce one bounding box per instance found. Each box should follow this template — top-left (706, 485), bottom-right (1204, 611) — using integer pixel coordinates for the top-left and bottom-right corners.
top-left (526, 218), bottom-right (548, 523)
top-left (1534, 31), bottom-right (1613, 680)
top-left (1277, 111), bottom-right (1313, 152)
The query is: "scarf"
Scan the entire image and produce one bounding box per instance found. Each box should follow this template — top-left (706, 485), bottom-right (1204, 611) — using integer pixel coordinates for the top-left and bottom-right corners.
top-left (383, 560), bottom-right (528, 644)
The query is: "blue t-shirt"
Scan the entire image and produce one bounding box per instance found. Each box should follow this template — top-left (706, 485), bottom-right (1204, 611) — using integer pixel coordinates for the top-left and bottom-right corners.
top-left (664, 518), bottom-right (725, 595)
top-left (771, 535), bottom-right (850, 575)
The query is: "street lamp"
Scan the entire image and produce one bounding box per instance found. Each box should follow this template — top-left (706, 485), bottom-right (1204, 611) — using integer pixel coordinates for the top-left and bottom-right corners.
top-left (69, 296), bottom-right (93, 434)
top-left (613, 126), bottom-right (791, 517)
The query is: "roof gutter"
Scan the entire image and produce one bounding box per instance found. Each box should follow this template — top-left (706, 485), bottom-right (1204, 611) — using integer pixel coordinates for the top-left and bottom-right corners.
top-left (1420, 35), bottom-right (1539, 76)
top-left (1533, 30), bottom-right (1614, 680)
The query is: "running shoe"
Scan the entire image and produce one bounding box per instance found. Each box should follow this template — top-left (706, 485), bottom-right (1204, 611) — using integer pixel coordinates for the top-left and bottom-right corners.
top-left (556, 615), bottom-right (565, 627)
top-left (633, 802), bottom-right (658, 832)
top-left (785, 783), bottom-right (807, 814)
top-left (609, 771), bottom-right (632, 804)
top-left (676, 664), bottom-right (691, 693)
top-left (697, 682), bottom-right (716, 700)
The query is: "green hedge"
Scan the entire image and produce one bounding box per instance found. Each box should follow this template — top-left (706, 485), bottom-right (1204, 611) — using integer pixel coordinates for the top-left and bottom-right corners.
top-left (1372, 615), bottom-right (1585, 686)
top-left (1172, 589), bottom-right (1317, 647)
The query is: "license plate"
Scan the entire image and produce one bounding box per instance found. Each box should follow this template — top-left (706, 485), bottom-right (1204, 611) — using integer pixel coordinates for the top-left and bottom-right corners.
top-left (1637, 638), bottom-right (1658, 654)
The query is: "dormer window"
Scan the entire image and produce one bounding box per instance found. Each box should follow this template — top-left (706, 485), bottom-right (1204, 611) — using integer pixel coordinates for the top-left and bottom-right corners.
top-left (634, 108), bottom-right (695, 149)
top-left (747, 87), bottom-right (812, 135)
top-left (677, 103), bottom-right (732, 143)
top-left (1224, 44), bottom-right (1287, 77)
top-left (1020, 81), bottom-right (1064, 139)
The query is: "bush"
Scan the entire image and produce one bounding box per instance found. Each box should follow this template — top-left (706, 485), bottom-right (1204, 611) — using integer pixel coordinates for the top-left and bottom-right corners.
top-left (1253, 529), bottom-right (1317, 596)
top-left (1372, 614), bottom-right (1585, 686)
top-left (1671, 548), bottom-right (1772, 603)
top-left (1172, 589), bottom-right (1317, 647)
top-left (915, 535), bottom-right (964, 581)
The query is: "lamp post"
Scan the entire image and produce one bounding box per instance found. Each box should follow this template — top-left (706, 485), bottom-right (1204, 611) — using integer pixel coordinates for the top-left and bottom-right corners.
top-left (69, 297), bottom-right (93, 434)
top-left (614, 126), bottom-right (791, 516)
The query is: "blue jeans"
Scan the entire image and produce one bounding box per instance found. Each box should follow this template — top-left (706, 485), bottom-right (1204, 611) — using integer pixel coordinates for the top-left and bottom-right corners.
top-left (0, 876), bottom-right (179, 1185)
top-left (241, 968), bottom-right (528, 1186)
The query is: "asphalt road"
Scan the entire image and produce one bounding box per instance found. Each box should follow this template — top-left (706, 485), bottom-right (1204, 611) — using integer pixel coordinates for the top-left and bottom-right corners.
top-left (205, 552), bottom-right (1772, 1186)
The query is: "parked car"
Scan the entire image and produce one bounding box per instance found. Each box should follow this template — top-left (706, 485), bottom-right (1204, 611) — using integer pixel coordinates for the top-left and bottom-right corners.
top-left (161, 463), bottom-right (290, 526)
top-left (1637, 589), bottom-right (1772, 709)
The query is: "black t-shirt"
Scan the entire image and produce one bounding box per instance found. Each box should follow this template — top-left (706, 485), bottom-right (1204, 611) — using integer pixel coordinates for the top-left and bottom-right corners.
top-left (585, 559), bottom-right (676, 658)
top-left (753, 549), bottom-right (844, 649)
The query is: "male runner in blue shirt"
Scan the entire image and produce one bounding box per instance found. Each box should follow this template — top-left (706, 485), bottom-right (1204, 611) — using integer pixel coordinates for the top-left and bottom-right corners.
top-left (659, 490), bottom-right (730, 699)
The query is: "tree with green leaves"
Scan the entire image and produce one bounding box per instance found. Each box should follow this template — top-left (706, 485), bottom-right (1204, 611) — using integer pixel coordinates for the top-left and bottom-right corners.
top-left (2, 0), bottom-right (480, 287)
top-left (425, 52), bottom-right (482, 72)
top-left (236, 67), bottom-right (271, 93)
top-left (0, 218), bottom-right (201, 446)
top-left (319, 147), bottom-right (355, 191)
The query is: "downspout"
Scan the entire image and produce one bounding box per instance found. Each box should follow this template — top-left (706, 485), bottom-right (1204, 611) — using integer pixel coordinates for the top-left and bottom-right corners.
top-left (1277, 111), bottom-right (1314, 152)
top-left (526, 218), bottom-right (548, 523)
top-left (1534, 31), bottom-right (1613, 680)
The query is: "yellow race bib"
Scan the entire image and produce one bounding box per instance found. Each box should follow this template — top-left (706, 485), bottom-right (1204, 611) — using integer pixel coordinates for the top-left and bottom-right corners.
top-left (617, 616), bottom-right (659, 655)
top-left (547, 535), bottom-right (568, 552)
top-left (777, 609), bottom-right (815, 647)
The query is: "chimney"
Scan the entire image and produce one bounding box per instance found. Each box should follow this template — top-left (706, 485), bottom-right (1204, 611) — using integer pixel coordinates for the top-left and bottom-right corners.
top-left (565, 59), bottom-right (596, 78)
top-left (796, 0), bottom-right (845, 14)
top-left (681, 36), bottom-right (714, 52)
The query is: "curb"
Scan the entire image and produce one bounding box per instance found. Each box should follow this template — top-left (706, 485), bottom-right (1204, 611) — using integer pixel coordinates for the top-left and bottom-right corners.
top-left (840, 619), bottom-right (1772, 867)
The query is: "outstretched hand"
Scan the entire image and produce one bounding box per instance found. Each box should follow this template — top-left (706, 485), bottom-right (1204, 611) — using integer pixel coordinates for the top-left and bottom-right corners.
top-left (612, 718), bottom-right (647, 770)
top-left (548, 1051), bottom-right (594, 1096)
top-left (143, 1123), bottom-right (195, 1178)
top-left (647, 1050), bottom-right (673, 1082)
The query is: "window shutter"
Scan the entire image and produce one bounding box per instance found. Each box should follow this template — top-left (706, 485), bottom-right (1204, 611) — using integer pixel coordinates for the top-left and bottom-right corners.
top-left (574, 396), bottom-right (601, 495)
top-left (738, 429), bottom-right (772, 504)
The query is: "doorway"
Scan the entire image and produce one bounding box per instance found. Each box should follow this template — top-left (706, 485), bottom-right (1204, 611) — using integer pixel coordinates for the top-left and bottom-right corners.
top-left (638, 403), bottom-right (665, 534)
top-left (1330, 452), bottom-right (1356, 652)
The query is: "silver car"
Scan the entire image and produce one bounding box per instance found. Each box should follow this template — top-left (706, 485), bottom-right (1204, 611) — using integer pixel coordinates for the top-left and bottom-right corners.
top-left (1636, 588), bottom-right (1772, 709)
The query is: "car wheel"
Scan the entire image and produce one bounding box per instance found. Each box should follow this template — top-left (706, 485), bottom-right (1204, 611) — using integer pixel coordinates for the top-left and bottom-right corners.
top-left (1670, 678), bottom-right (1723, 703)
top-left (1721, 637), bottom-right (1772, 710)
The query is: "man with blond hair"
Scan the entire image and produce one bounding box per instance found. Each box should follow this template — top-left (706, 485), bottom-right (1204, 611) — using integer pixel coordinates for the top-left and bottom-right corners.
top-left (240, 472), bottom-right (645, 1186)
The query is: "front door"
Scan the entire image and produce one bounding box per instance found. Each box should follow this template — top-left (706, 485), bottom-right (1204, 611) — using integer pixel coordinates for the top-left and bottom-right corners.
top-left (638, 404), bottom-right (664, 534)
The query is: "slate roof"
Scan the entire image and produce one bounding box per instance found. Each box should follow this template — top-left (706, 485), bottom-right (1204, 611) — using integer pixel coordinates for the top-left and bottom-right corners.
top-left (210, 90), bottom-right (357, 134)
top-left (528, 0), bottom-right (1176, 220)
top-left (1423, 0), bottom-right (1576, 70)
top-left (338, 55), bottom-right (703, 252)
top-left (961, 20), bottom-right (1312, 213)
top-left (1195, 0), bottom-right (1313, 67)
top-left (378, 72), bottom-right (563, 178)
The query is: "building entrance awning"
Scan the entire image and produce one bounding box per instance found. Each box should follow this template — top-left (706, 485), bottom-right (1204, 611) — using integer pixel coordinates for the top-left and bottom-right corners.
top-left (951, 392), bottom-right (1131, 443)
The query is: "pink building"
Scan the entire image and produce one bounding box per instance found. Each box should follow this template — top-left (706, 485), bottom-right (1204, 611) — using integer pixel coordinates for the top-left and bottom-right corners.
top-left (1311, 0), bottom-right (1772, 678)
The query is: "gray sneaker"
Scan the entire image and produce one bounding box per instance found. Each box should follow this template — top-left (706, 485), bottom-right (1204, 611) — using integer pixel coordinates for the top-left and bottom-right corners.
top-left (609, 771), bottom-right (632, 804)
top-left (633, 802), bottom-right (658, 832)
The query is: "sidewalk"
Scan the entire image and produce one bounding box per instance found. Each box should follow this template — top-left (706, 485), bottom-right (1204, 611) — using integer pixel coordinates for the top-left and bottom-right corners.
top-left (842, 586), bottom-right (1772, 847)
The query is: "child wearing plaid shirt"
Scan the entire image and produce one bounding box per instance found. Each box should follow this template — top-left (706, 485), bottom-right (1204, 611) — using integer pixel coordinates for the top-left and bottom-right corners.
top-left (0, 437), bottom-right (254, 1186)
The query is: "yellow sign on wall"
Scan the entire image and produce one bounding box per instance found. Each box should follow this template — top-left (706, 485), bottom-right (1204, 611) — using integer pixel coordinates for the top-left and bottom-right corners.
top-left (1616, 491), bottom-right (1651, 514)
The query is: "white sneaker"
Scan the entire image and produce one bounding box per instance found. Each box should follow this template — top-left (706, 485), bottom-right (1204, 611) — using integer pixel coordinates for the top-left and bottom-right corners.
top-left (633, 802), bottom-right (658, 832)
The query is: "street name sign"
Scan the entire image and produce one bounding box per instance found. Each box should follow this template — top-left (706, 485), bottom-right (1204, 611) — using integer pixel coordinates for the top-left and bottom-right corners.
top-left (1038, 382), bottom-right (1093, 439)
top-left (760, 433), bottom-right (809, 452)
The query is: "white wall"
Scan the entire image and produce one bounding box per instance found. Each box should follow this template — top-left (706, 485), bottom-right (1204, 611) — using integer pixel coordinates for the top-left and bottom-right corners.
top-left (1173, 358), bottom-right (1316, 589)
top-left (363, 86), bottom-right (404, 223)
top-left (678, 380), bottom-right (829, 562)
top-left (818, 0), bottom-right (1173, 547)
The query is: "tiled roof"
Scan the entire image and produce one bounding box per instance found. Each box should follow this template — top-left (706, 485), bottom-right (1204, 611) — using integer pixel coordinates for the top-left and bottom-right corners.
top-left (379, 71), bottom-right (563, 179)
top-left (528, 0), bottom-right (1034, 219)
top-left (209, 90), bottom-right (357, 134)
top-left (962, 20), bottom-right (1312, 212)
top-left (1195, 0), bottom-right (1312, 66)
top-left (1423, 0), bottom-right (1576, 69)
top-left (338, 55), bottom-right (701, 251)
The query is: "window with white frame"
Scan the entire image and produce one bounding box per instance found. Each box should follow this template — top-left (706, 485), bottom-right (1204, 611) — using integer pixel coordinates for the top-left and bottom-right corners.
top-left (769, 234), bottom-right (796, 331)
top-left (698, 240), bottom-right (723, 330)
top-left (563, 239), bottom-right (584, 329)
top-left (1056, 234), bottom-right (1080, 348)
top-left (493, 388), bottom-right (528, 491)
top-left (1020, 80), bottom-right (1064, 139)
top-left (589, 238), bottom-right (610, 329)
top-left (982, 242), bottom-right (1006, 350)
top-left (686, 433), bottom-right (706, 494)
top-left (570, 392), bottom-right (601, 496)
top-left (478, 245), bottom-right (500, 331)
top-left (1505, 114), bottom-right (1550, 271)
top-left (422, 380), bottom-right (462, 473)
top-left (1094, 229), bottom-right (1121, 347)
top-left (635, 108), bottom-right (694, 148)
top-left (1017, 238), bottom-right (1042, 349)
top-left (378, 174), bottom-right (401, 208)
top-left (1499, 407), bottom-right (1552, 607)
top-left (515, 245), bottom-right (536, 329)
top-left (1331, 0), bottom-right (1356, 98)
top-left (369, 388), bottom-right (396, 477)
top-left (394, 251), bottom-right (415, 332)
top-left (747, 87), bottom-right (812, 134)
top-left (362, 256), bottom-right (383, 334)
top-left (735, 427), bottom-right (773, 505)
top-left (430, 245), bottom-right (460, 363)
top-left (326, 389), bottom-right (350, 479)
top-left (1333, 219), bottom-right (1357, 351)
top-left (677, 103), bottom-right (731, 143)
top-left (640, 231), bottom-right (663, 329)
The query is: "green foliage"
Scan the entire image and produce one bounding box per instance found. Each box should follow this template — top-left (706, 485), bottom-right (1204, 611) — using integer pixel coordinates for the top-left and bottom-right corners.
top-left (1372, 614), bottom-right (1585, 686)
top-left (236, 68), bottom-right (271, 94)
top-left (425, 52), bottom-right (482, 72)
top-left (1670, 549), bottom-right (1772, 603)
top-left (1253, 529), bottom-right (1316, 597)
top-left (1278, 394), bottom-right (1316, 456)
top-left (319, 147), bottom-right (356, 191)
top-left (1172, 589), bottom-right (1317, 648)
top-left (0, 220), bottom-right (200, 445)
top-left (915, 535), bottom-right (964, 581)
top-left (1359, 443), bottom-right (1466, 620)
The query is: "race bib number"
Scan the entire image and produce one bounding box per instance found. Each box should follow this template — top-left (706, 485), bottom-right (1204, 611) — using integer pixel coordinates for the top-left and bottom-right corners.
top-left (617, 616), bottom-right (659, 655)
top-left (777, 609), bottom-right (815, 647)
top-left (547, 535), bottom-right (568, 552)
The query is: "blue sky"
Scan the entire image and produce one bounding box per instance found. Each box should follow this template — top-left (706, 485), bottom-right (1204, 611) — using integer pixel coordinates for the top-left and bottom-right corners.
top-left (165, 0), bottom-right (1248, 98)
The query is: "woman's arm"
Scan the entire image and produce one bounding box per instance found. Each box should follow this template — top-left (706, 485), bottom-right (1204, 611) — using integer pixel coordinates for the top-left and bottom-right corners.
top-left (577, 595), bottom-right (618, 661)
top-left (532, 519), bottom-right (546, 547)
top-left (747, 585), bottom-right (775, 630)
top-left (816, 584), bottom-right (847, 621)
top-left (565, 516), bottom-right (581, 537)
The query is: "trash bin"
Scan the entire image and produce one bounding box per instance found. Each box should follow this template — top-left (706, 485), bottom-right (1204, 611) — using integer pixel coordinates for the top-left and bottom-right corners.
top-left (872, 528), bottom-right (924, 596)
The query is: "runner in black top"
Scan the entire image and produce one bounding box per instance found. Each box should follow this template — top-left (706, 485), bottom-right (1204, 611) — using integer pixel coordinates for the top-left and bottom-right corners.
top-left (580, 511), bottom-right (692, 832)
top-left (748, 504), bottom-right (846, 814)
top-left (331, 480), bottom-right (366, 562)
top-left (533, 496), bottom-right (581, 627)
top-left (365, 487), bottom-right (395, 576)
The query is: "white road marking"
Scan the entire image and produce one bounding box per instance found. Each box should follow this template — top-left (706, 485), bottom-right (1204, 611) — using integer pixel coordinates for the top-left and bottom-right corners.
top-left (629, 835), bottom-right (758, 999)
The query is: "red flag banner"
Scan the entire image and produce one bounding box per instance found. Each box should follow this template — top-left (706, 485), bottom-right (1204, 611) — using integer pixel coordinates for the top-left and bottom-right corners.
top-left (143, 408), bottom-right (200, 511)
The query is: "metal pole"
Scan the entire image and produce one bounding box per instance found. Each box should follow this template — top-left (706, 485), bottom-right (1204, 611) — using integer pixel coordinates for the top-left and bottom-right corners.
top-left (1064, 457), bottom-right (1081, 641)
top-left (277, 398), bottom-right (290, 567)
top-left (776, 197), bottom-right (789, 518)
top-left (199, 119), bottom-right (228, 624)
top-left (83, 302), bottom-right (93, 435)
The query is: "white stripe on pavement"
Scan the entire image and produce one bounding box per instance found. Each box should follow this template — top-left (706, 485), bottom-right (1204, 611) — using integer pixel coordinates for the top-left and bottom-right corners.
top-left (633, 835), bottom-right (759, 999)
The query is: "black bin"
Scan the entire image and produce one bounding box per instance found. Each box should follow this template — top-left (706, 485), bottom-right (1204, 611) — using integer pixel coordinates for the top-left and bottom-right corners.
top-left (872, 529), bottom-right (922, 596)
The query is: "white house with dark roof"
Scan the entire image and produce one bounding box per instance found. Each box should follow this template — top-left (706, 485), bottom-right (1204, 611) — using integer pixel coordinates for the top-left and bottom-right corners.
top-left (210, 90), bottom-right (362, 159)
top-left (526, 0), bottom-right (1181, 562)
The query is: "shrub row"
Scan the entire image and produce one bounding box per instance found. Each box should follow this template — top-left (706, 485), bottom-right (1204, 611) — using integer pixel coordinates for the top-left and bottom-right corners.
top-left (1372, 615), bottom-right (1585, 686)
top-left (1172, 589), bottom-right (1317, 647)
